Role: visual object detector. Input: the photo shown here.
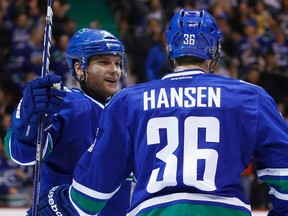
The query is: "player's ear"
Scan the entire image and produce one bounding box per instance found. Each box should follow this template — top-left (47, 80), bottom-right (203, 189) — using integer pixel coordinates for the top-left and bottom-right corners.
top-left (74, 62), bottom-right (84, 81)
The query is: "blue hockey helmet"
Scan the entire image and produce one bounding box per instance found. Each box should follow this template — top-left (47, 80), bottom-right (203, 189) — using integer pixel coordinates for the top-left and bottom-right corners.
top-left (166, 9), bottom-right (222, 61)
top-left (66, 28), bottom-right (127, 76)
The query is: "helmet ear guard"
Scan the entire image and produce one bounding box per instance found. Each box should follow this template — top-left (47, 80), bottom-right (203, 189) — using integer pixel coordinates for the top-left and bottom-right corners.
top-left (210, 31), bottom-right (222, 62)
top-left (166, 9), bottom-right (222, 72)
top-left (66, 28), bottom-right (128, 79)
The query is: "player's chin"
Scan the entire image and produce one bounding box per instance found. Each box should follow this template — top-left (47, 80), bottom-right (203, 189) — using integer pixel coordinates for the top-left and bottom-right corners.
top-left (104, 83), bottom-right (118, 94)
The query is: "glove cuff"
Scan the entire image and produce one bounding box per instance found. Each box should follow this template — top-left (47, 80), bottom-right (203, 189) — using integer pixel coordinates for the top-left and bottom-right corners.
top-left (11, 110), bottom-right (52, 143)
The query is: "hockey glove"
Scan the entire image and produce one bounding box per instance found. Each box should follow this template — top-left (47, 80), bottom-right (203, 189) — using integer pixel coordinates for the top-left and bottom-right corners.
top-left (27, 185), bottom-right (77, 216)
top-left (11, 75), bottom-right (67, 142)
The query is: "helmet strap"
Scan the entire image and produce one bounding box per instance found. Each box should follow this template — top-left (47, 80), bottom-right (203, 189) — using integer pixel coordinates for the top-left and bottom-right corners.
top-left (168, 57), bottom-right (175, 72)
top-left (209, 42), bottom-right (221, 73)
top-left (209, 59), bottom-right (219, 74)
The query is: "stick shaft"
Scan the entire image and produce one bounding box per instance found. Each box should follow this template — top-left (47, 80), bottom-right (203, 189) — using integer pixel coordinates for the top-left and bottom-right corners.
top-left (31, 1), bottom-right (53, 215)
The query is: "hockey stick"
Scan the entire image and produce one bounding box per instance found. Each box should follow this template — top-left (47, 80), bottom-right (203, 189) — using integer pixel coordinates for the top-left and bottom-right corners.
top-left (31, 1), bottom-right (53, 215)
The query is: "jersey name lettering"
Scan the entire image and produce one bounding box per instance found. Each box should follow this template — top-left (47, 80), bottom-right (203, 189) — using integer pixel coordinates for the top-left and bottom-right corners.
top-left (143, 87), bottom-right (221, 110)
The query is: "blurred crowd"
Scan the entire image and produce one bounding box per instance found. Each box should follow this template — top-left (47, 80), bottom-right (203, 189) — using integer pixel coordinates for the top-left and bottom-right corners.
top-left (0, 0), bottom-right (287, 209)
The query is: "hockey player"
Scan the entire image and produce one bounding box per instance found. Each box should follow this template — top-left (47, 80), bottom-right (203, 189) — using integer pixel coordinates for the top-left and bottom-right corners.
top-left (4, 28), bottom-right (131, 215)
top-left (32, 9), bottom-right (288, 215)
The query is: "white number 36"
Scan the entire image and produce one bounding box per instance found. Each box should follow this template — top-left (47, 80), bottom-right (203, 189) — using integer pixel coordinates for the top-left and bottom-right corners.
top-left (146, 116), bottom-right (220, 193)
top-left (183, 34), bottom-right (195, 45)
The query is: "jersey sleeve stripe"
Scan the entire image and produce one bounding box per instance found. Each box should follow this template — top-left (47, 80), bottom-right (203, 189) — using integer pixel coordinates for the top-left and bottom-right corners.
top-left (269, 187), bottom-right (288, 200)
top-left (72, 179), bottom-right (120, 199)
top-left (257, 168), bottom-right (288, 195)
top-left (69, 186), bottom-right (93, 216)
top-left (4, 129), bottom-right (51, 166)
top-left (70, 186), bottom-right (106, 214)
top-left (257, 168), bottom-right (288, 177)
top-left (3, 129), bottom-right (13, 159)
top-left (70, 180), bottom-right (122, 215)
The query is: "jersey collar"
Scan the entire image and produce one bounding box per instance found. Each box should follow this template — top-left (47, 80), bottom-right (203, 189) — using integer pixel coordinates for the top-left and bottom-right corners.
top-left (162, 69), bottom-right (207, 80)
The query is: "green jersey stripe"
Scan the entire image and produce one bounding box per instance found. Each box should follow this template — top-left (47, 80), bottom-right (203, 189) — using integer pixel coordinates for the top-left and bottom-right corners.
top-left (261, 178), bottom-right (288, 191)
top-left (3, 128), bottom-right (12, 159)
top-left (70, 187), bottom-right (106, 213)
top-left (139, 203), bottom-right (251, 216)
top-left (127, 192), bottom-right (251, 216)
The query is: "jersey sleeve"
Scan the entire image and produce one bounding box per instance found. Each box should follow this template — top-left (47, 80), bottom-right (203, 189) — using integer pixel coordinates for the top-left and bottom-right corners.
top-left (253, 91), bottom-right (288, 215)
top-left (4, 91), bottom-right (76, 166)
top-left (4, 102), bottom-right (68, 165)
top-left (4, 126), bottom-right (53, 165)
top-left (69, 92), bottom-right (133, 215)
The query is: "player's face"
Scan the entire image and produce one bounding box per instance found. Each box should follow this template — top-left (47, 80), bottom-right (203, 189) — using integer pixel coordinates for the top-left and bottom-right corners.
top-left (86, 55), bottom-right (122, 100)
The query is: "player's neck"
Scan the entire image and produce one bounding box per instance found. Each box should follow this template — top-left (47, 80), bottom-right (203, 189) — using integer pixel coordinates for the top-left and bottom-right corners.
top-left (174, 64), bottom-right (208, 73)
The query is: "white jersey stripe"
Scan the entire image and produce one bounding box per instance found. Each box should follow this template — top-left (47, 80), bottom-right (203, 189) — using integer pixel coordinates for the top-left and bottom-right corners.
top-left (72, 179), bottom-right (120, 200)
top-left (269, 187), bottom-right (288, 200)
top-left (257, 168), bottom-right (288, 177)
top-left (8, 134), bottom-right (50, 166)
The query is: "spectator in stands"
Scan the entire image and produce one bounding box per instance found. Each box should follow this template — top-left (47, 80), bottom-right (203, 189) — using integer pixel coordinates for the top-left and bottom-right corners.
top-left (244, 64), bottom-right (262, 85)
top-left (27, 0), bottom-right (41, 26)
top-left (260, 49), bottom-right (286, 104)
top-left (51, 0), bottom-right (70, 42)
top-left (89, 20), bottom-right (100, 29)
top-left (10, 12), bottom-right (31, 45)
top-left (8, 25), bottom-right (44, 89)
top-left (145, 31), bottom-right (169, 81)
top-left (0, 7), bottom-right (11, 75)
top-left (0, 138), bottom-right (32, 207)
top-left (63, 17), bottom-right (77, 38)
top-left (229, 1), bottom-right (252, 40)
top-left (134, 17), bottom-right (163, 82)
top-left (278, 0), bottom-right (288, 37)
top-left (237, 19), bottom-right (263, 76)
top-left (251, 0), bottom-right (273, 36)
top-left (271, 29), bottom-right (288, 73)
top-left (50, 33), bottom-right (72, 87)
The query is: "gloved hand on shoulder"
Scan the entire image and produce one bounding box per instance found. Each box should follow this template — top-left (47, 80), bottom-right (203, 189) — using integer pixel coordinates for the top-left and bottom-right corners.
top-left (26, 185), bottom-right (76, 216)
top-left (11, 75), bottom-right (67, 142)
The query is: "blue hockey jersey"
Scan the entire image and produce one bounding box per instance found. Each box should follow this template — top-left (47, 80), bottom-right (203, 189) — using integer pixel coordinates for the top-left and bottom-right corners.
top-left (68, 70), bottom-right (288, 216)
top-left (4, 87), bottom-right (131, 215)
